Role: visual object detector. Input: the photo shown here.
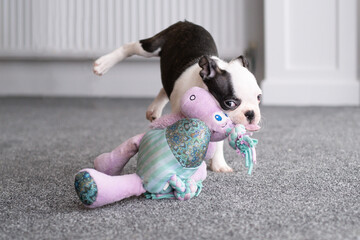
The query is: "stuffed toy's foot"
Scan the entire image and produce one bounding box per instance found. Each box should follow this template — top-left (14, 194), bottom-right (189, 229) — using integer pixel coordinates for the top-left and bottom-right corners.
top-left (74, 169), bottom-right (146, 208)
top-left (94, 133), bottom-right (145, 175)
top-left (170, 175), bottom-right (202, 201)
top-left (74, 171), bottom-right (98, 206)
top-left (144, 178), bottom-right (203, 201)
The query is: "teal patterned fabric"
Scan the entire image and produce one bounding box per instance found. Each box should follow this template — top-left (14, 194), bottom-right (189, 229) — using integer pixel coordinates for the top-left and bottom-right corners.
top-left (137, 129), bottom-right (200, 194)
top-left (137, 129), bottom-right (180, 193)
top-left (136, 118), bottom-right (210, 194)
top-left (74, 171), bottom-right (98, 206)
top-left (165, 118), bottom-right (211, 168)
top-left (144, 176), bottom-right (203, 200)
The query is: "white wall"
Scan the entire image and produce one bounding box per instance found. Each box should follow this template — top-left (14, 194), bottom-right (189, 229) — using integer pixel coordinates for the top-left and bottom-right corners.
top-left (0, 0), bottom-right (264, 98)
top-left (0, 60), bottom-right (162, 97)
top-left (358, 0), bottom-right (360, 81)
top-left (262, 0), bottom-right (359, 106)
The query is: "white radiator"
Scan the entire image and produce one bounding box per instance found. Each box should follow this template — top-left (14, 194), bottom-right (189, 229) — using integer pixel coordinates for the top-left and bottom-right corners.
top-left (0, 0), bottom-right (244, 59)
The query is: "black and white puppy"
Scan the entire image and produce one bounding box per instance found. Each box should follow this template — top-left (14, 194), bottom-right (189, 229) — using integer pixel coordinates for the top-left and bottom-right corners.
top-left (93, 21), bottom-right (262, 172)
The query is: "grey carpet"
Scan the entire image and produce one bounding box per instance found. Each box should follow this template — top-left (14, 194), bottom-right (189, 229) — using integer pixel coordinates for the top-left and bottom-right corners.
top-left (0, 98), bottom-right (359, 240)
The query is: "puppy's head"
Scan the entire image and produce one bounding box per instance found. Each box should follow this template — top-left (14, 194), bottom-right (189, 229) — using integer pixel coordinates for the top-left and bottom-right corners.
top-left (198, 56), bottom-right (262, 131)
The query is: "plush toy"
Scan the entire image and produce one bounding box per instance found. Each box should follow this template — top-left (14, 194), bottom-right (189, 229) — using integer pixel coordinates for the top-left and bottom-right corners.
top-left (227, 125), bottom-right (258, 174)
top-left (74, 87), bottom-right (235, 208)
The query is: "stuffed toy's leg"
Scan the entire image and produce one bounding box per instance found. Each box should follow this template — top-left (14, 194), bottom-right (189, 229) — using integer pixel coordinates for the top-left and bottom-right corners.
top-left (94, 133), bottom-right (145, 175)
top-left (204, 142), bottom-right (217, 161)
top-left (145, 162), bottom-right (208, 200)
top-left (190, 161), bottom-right (207, 182)
top-left (74, 169), bottom-right (145, 208)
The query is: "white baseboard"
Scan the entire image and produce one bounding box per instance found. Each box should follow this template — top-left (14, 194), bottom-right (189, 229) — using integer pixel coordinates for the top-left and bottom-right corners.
top-left (0, 60), bottom-right (162, 98)
top-left (262, 79), bottom-right (360, 106)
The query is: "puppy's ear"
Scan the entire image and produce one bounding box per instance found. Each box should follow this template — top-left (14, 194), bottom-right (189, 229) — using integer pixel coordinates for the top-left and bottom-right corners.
top-left (237, 55), bottom-right (249, 68)
top-left (198, 56), bottom-right (219, 80)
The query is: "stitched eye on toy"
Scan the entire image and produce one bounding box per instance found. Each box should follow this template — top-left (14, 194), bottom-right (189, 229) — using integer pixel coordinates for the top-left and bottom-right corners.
top-left (214, 114), bottom-right (222, 121)
top-left (224, 99), bottom-right (241, 110)
top-left (224, 113), bottom-right (228, 117)
top-left (257, 94), bottom-right (262, 102)
top-left (189, 95), bottom-right (196, 101)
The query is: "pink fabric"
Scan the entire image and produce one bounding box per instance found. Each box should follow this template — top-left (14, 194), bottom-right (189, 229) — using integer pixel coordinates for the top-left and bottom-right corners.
top-left (190, 161), bottom-right (207, 182)
top-left (77, 87), bottom-right (237, 207)
top-left (149, 112), bottom-right (185, 129)
top-left (94, 133), bottom-right (145, 175)
top-left (252, 147), bottom-right (257, 164)
top-left (204, 142), bottom-right (217, 161)
top-left (81, 169), bottom-right (146, 208)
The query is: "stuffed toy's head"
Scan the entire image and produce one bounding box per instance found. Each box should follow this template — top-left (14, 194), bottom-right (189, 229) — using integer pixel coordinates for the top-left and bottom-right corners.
top-left (180, 87), bottom-right (234, 141)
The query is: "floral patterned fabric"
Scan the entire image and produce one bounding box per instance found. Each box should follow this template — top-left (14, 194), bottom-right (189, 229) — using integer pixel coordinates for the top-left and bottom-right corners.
top-left (165, 118), bottom-right (211, 168)
top-left (74, 171), bottom-right (98, 205)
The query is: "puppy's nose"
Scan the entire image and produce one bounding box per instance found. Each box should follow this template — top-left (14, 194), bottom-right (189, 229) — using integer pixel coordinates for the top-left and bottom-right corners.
top-left (244, 110), bottom-right (255, 123)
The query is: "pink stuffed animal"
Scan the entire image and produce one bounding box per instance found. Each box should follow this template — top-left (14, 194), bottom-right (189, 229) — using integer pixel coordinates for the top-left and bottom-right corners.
top-left (74, 87), bottom-right (234, 208)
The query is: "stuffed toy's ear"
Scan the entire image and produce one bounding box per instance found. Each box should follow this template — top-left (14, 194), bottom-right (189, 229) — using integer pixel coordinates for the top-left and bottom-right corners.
top-left (198, 56), bottom-right (219, 80)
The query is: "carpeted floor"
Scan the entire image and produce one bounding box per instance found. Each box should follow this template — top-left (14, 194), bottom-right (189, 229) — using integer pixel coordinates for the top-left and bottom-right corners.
top-left (0, 98), bottom-right (359, 240)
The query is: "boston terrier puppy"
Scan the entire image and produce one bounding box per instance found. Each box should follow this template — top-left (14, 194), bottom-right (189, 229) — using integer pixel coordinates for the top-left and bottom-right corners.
top-left (93, 21), bottom-right (262, 173)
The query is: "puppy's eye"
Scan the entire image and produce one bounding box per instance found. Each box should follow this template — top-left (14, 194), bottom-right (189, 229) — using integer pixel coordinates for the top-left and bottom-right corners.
top-left (257, 94), bottom-right (262, 102)
top-left (226, 100), bottom-right (235, 107)
top-left (224, 99), bottom-right (240, 110)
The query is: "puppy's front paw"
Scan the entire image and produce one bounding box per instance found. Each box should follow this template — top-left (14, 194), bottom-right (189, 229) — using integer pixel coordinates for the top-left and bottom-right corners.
top-left (146, 107), bottom-right (162, 122)
top-left (93, 54), bottom-right (116, 76)
top-left (146, 110), bottom-right (157, 122)
top-left (210, 160), bottom-right (233, 173)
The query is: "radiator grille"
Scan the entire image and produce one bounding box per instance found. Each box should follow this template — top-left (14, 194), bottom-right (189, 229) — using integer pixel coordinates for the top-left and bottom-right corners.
top-left (0, 0), bottom-right (243, 59)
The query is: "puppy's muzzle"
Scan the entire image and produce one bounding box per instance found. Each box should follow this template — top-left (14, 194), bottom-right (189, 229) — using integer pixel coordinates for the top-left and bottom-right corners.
top-left (244, 110), bottom-right (255, 123)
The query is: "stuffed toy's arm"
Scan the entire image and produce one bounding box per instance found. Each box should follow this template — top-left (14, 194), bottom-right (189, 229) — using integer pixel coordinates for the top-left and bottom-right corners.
top-left (149, 112), bottom-right (185, 129)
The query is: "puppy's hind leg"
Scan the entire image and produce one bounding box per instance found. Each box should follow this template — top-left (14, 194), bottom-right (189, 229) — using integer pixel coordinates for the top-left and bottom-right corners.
top-left (146, 88), bottom-right (169, 122)
top-left (94, 25), bottom-right (172, 76)
top-left (93, 41), bottom-right (161, 76)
